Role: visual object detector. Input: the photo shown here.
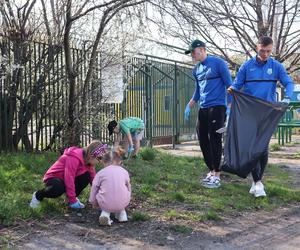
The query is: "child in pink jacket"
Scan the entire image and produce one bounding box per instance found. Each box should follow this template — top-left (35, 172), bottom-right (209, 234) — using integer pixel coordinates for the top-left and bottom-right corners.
top-left (30, 140), bottom-right (108, 209)
top-left (89, 148), bottom-right (131, 226)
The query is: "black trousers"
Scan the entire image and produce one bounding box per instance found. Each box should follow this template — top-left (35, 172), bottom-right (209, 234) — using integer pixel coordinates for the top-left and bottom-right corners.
top-left (35, 171), bottom-right (90, 201)
top-left (251, 149), bottom-right (268, 182)
top-left (197, 105), bottom-right (226, 172)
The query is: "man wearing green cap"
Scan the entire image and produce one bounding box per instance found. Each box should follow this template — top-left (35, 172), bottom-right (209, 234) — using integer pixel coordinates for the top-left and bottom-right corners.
top-left (184, 39), bottom-right (232, 188)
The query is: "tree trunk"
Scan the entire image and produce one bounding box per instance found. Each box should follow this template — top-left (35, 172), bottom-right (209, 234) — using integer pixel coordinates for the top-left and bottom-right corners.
top-left (64, 0), bottom-right (81, 146)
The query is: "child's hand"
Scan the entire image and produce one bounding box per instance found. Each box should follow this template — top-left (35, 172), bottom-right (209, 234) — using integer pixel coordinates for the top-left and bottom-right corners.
top-left (128, 145), bottom-right (134, 154)
top-left (70, 200), bottom-right (85, 209)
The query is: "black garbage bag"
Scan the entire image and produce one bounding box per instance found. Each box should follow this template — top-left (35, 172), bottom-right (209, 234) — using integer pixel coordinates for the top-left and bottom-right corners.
top-left (221, 90), bottom-right (288, 178)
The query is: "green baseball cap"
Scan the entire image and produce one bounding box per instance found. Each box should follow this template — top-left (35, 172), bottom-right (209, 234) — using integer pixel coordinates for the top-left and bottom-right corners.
top-left (185, 39), bottom-right (206, 54)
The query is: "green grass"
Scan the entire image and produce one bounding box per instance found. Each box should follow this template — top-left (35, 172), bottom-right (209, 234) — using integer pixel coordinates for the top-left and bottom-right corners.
top-left (131, 211), bottom-right (151, 222)
top-left (168, 224), bottom-right (193, 233)
top-left (1, 148), bottom-right (300, 228)
top-left (284, 142), bottom-right (300, 147)
top-left (139, 147), bottom-right (156, 161)
top-left (164, 209), bottom-right (179, 220)
top-left (270, 143), bottom-right (281, 151)
top-left (204, 210), bottom-right (222, 221)
top-left (0, 152), bottom-right (65, 226)
top-left (0, 235), bottom-right (11, 247)
top-left (125, 149), bottom-right (300, 219)
top-left (172, 192), bottom-right (186, 202)
top-left (0, 152), bottom-right (94, 228)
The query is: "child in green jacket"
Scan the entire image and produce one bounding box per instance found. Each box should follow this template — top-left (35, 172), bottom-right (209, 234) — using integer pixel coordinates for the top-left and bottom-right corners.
top-left (107, 117), bottom-right (145, 157)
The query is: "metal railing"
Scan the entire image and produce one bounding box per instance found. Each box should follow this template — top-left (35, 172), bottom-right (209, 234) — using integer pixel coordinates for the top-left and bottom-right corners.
top-left (0, 36), bottom-right (197, 152)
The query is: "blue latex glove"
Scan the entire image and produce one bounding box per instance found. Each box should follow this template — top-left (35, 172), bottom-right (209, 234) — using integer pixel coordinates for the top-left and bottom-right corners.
top-left (226, 107), bottom-right (230, 116)
top-left (70, 199), bottom-right (85, 209)
top-left (128, 144), bottom-right (134, 154)
top-left (226, 107), bottom-right (230, 125)
top-left (281, 97), bottom-right (290, 104)
top-left (184, 104), bottom-right (191, 121)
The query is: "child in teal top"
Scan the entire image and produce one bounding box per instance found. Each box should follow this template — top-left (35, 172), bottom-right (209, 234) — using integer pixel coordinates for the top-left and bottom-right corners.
top-left (107, 117), bottom-right (145, 157)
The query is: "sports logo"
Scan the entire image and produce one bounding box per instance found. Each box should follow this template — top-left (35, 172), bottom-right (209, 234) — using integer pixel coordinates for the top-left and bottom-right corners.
top-left (267, 68), bottom-right (273, 75)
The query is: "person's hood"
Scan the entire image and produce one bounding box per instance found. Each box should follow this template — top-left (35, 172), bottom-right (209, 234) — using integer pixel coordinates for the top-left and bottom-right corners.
top-left (63, 147), bottom-right (85, 165)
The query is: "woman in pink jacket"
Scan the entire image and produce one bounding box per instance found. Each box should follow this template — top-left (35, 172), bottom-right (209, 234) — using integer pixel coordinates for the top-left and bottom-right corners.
top-left (89, 148), bottom-right (131, 226)
top-left (30, 140), bottom-right (108, 209)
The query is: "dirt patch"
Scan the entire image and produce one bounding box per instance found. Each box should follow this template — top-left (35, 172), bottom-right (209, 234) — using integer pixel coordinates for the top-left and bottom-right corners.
top-left (0, 202), bottom-right (297, 250)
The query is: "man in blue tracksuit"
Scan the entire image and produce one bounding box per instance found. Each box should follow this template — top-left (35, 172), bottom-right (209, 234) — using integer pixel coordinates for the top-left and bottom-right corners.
top-left (184, 39), bottom-right (232, 188)
top-left (228, 36), bottom-right (294, 197)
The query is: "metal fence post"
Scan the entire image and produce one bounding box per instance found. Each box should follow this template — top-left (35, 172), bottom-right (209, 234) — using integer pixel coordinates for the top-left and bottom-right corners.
top-left (145, 57), bottom-right (153, 147)
top-left (172, 63), bottom-right (179, 149)
top-left (121, 53), bottom-right (127, 120)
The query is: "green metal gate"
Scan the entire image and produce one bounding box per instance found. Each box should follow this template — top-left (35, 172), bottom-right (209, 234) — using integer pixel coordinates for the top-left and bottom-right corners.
top-left (123, 54), bottom-right (197, 148)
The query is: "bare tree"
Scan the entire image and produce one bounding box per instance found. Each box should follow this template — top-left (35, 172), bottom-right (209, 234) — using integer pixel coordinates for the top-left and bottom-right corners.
top-left (0, 0), bottom-right (149, 151)
top-left (0, 0), bottom-right (69, 151)
top-left (0, 0), bottom-right (42, 151)
top-left (62, 0), bottom-right (147, 146)
top-left (151, 0), bottom-right (300, 73)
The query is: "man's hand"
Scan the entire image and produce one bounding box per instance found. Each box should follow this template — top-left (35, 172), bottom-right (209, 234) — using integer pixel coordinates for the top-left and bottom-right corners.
top-left (227, 87), bottom-right (234, 94)
top-left (184, 104), bottom-right (191, 121)
top-left (281, 97), bottom-right (290, 104)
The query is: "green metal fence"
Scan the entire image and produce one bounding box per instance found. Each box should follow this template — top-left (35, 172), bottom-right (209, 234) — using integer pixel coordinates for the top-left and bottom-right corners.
top-left (0, 36), bottom-right (197, 152)
top-left (123, 54), bottom-right (197, 147)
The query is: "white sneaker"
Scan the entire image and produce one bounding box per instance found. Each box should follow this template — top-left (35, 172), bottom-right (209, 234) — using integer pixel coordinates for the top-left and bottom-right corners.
top-left (254, 181), bottom-right (266, 198)
top-left (115, 210), bottom-right (128, 222)
top-left (99, 210), bottom-right (113, 226)
top-left (30, 191), bottom-right (41, 208)
top-left (202, 172), bottom-right (214, 183)
top-left (249, 182), bottom-right (256, 194)
top-left (203, 176), bottom-right (221, 189)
